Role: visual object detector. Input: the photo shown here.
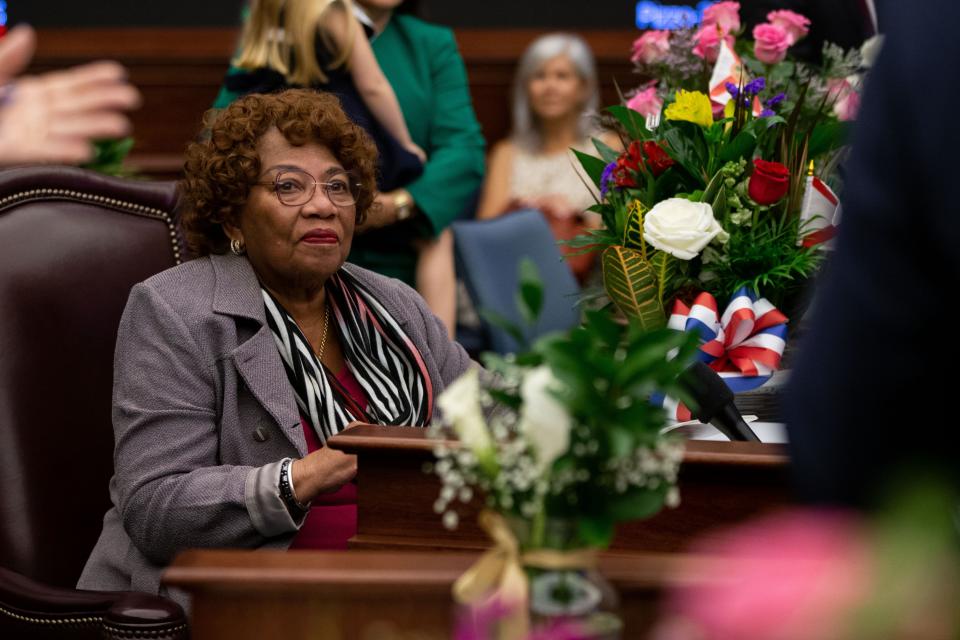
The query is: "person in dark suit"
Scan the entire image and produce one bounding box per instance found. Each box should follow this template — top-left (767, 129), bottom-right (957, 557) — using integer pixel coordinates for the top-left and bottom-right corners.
top-left (784, 0), bottom-right (959, 507)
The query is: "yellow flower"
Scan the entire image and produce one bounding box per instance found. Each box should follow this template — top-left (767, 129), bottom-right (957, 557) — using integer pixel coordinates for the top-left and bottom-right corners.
top-left (664, 90), bottom-right (714, 128)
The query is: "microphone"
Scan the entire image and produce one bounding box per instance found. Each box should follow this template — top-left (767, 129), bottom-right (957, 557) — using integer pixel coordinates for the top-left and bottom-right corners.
top-left (678, 362), bottom-right (760, 442)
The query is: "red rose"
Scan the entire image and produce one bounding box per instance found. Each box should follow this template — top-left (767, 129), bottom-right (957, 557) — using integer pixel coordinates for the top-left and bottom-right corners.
top-left (642, 140), bottom-right (675, 177)
top-left (748, 158), bottom-right (790, 205)
top-left (613, 140), bottom-right (644, 187)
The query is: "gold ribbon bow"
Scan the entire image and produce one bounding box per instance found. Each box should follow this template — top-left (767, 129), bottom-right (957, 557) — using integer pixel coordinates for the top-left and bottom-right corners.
top-left (452, 510), bottom-right (598, 640)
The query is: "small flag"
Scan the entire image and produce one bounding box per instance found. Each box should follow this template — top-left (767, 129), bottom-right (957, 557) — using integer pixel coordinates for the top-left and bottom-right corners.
top-left (799, 171), bottom-right (840, 248)
top-left (709, 40), bottom-right (744, 106)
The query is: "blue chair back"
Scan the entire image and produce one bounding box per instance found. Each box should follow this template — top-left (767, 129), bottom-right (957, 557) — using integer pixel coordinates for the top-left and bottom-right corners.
top-left (452, 209), bottom-right (581, 354)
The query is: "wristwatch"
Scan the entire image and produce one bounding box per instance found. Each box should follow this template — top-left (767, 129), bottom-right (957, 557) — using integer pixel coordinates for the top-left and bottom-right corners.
top-left (393, 190), bottom-right (414, 222)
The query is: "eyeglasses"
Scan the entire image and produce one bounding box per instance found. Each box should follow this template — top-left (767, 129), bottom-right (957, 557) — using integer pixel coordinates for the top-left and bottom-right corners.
top-left (256, 169), bottom-right (360, 208)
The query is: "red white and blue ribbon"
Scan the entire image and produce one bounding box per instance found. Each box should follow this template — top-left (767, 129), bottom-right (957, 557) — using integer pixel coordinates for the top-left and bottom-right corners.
top-left (656, 287), bottom-right (789, 421)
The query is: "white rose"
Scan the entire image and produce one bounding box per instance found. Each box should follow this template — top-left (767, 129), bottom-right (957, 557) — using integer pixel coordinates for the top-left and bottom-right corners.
top-left (436, 368), bottom-right (491, 455)
top-left (643, 197), bottom-right (726, 260)
top-left (518, 366), bottom-right (572, 473)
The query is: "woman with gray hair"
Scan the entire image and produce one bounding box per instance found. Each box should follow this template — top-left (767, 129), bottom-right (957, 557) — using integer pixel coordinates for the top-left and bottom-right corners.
top-left (475, 33), bottom-right (617, 282)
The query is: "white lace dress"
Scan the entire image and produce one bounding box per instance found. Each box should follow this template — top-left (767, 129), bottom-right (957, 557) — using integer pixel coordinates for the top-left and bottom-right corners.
top-left (508, 141), bottom-right (599, 212)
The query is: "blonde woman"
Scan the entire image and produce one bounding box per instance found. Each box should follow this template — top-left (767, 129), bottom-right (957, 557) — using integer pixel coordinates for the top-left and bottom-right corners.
top-left (227, 0), bottom-right (424, 164)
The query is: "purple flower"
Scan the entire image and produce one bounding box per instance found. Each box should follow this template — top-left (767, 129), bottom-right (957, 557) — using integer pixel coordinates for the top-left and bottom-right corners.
top-left (600, 161), bottom-right (617, 198)
top-left (759, 108), bottom-right (776, 117)
top-left (765, 92), bottom-right (786, 107)
top-left (725, 82), bottom-right (740, 99)
top-left (743, 77), bottom-right (766, 96)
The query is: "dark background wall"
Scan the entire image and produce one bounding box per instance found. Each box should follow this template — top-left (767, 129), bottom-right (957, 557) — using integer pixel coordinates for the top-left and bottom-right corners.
top-left (12, 1), bottom-right (674, 28)
top-left (20, 0), bottom-right (874, 179)
top-left (11, 0), bottom-right (873, 53)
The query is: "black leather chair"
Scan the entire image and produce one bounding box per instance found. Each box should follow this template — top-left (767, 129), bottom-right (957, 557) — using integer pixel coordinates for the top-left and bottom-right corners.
top-left (0, 166), bottom-right (189, 639)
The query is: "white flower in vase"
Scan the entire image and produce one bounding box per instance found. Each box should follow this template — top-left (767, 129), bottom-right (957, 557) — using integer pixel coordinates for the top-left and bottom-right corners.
top-left (518, 366), bottom-right (572, 474)
top-left (437, 367), bottom-right (492, 456)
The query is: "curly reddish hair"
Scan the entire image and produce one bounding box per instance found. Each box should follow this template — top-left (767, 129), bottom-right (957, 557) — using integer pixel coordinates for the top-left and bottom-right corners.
top-left (179, 89), bottom-right (379, 256)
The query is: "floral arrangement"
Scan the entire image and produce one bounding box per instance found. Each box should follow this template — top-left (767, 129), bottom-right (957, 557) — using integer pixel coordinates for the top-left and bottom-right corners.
top-left (628, 3), bottom-right (873, 127)
top-left (432, 303), bottom-right (696, 545)
top-left (572, 2), bottom-right (875, 332)
top-left (430, 265), bottom-right (699, 633)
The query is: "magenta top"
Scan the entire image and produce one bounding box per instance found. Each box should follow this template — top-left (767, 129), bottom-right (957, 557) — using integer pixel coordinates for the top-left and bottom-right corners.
top-left (288, 367), bottom-right (369, 550)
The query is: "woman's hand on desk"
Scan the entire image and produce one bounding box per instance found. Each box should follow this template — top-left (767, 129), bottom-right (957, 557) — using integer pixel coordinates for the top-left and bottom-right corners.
top-left (290, 447), bottom-right (358, 503)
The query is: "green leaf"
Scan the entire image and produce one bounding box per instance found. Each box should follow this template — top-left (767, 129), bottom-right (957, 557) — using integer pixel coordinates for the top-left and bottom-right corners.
top-left (718, 122), bottom-right (760, 163)
top-left (562, 227), bottom-right (617, 250)
top-left (513, 349), bottom-right (546, 367)
top-left (701, 170), bottom-right (725, 206)
top-left (616, 330), bottom-right (691, 387)
top-left (648, 250), bottom-right (676, 307)
top-left (592, 137), bottom-right (621, 164)
top-left (583, 308), bottom-right (624, 349)
top-left (710, 183), bottom-right (728, 224)
top-left (487, 388), bottom-right (522, 411)
top-left (661, 122), bottom-right (707, 183)
top-left (601, 246), bottom-right (665, 330)
top-left (808, 120), bottom-right (851, 158)
top-left (478, 308), bottom-right (525, 347)
top-left (608, 427), bottom-right (634, 457)
top-left (769, 61), bottom-right (796, 85)
top-left (621, 200), bottom-right (647, 254)
top-left (606, 105), bottom-right (652, 141)
top-left (577, 515), bottom-right (615, 548)
top-left (82, 137), bottom-right (136, 176)
top-left (609, 486), bottom-right (668, 522)
top-left (516, 258), bottom-right (544, 326)
top-left (572, 149), bottom-right (609, 186)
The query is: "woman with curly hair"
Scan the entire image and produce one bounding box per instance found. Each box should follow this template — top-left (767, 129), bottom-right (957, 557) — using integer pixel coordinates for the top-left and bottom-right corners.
top-left (77, 89), bottom-right (470, 607)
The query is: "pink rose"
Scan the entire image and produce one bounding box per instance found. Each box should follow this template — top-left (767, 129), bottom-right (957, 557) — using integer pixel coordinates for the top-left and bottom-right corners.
top-left (656, 510), bottom-right (871, 640)
top-left (753, 23), bottom-right (791, 64)
top-left (631, 30), bottom-right (671, 64)
top-left (626, 86), bottom-right (663, 118)
top-left (693, 24), bottom-right (735, 63)
top-left (701, 1), bottom-right (741, 35)
top-left (827, 78), bottom-right (861, 121)
top-left (767, 9), bottom-right (811, 45)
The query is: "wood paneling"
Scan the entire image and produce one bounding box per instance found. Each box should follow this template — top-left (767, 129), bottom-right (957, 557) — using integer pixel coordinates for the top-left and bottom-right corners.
top-left (327, 424), bottom-right (791, 554)
top-left (164, 548), bottom-right (686, 638)
top-left (30, 27), bottom-right (640, 180)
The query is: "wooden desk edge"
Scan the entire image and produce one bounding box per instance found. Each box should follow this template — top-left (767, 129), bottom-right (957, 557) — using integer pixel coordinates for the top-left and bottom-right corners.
top-left (328, 424), bottom-right (788, 466)
top-left (162, 549), bottom-right (713, 593)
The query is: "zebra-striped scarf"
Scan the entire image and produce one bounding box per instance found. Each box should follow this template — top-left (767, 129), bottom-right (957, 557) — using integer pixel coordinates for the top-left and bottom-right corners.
top-left (262, 269), bottom-right (432, 444)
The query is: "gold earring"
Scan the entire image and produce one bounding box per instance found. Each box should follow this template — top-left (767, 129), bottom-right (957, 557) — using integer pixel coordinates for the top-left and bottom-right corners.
top-left (229, 238), bottom-right (246, 255)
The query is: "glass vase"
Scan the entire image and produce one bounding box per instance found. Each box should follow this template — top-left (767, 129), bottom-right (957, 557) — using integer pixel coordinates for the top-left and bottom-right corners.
top-left (508, 515), bottom-right (622, 639)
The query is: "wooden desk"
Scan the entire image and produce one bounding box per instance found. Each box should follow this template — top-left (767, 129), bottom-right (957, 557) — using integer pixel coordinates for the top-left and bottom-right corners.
top-left (164, 549), bottom-right (697, 639)
top-left (328, 425), bottom-right (790, 553)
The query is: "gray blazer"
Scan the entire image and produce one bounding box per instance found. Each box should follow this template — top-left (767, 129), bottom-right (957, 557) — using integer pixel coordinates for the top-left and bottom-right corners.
top-left (77, 254), bottom-right (470, 605)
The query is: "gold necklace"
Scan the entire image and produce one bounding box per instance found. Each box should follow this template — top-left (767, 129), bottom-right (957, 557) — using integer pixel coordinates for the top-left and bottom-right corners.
top-left (316, 304), bottom-right (331, 361)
